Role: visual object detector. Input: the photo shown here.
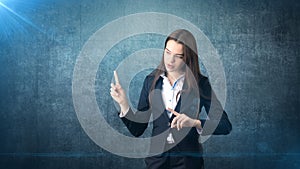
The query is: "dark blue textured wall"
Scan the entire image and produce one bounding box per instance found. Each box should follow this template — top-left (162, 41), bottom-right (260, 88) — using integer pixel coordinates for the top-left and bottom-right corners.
top-left (0, 0), bottom-right (299, 169)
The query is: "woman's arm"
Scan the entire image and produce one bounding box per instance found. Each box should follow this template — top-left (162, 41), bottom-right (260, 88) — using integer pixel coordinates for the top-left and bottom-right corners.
top-left (200, 77), bottom-right (232, 135)
top-left (111, 72), bottom-right (152, 137)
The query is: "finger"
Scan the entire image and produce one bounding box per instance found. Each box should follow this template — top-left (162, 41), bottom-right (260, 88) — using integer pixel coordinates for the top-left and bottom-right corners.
top-left (180, 122), bottom-right (183, 130)
top-left (114, 71), bottom-right (120, 85)
top-left (176, 119), bottom-right (181, 131)
top-left (115, 83), bottom-right (122, 90)
top-left (171, 113), bottom-right (185, 129)
top-left (110, 87), bottom-right (117, 94)
top-left (167, 107), bottom-right (180, 116)
top-left (111, 83), bottom-right (117, 90)
top-left (110, 91), bottom-right (116, 98)
top-left (110, 89), bottom-right (119, 97)
top-left (171, 116), bottom-right (178, 128)
top-left (176, 116), bottom-right (187, 130)
top-left (180, 118), bottom-right (187, 128)
top-left (110, 91), bottom-right (115, 98)
top-left (179, 119), bottom-right (184, 129)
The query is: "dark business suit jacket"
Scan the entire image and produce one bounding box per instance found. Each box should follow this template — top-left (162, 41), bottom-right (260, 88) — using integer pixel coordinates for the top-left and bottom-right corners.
top-left (121, 72), bottom-right (232, 169)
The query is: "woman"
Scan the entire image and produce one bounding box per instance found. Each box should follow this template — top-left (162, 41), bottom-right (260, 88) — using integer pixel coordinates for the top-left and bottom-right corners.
top-left (110, 29), bottom-right (232, 169)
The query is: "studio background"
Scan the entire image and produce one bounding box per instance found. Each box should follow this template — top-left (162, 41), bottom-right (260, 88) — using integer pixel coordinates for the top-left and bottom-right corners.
top-left (0, 0), bottom-right (299, 169)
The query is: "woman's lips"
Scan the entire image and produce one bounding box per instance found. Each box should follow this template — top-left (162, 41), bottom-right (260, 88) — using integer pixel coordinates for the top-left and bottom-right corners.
top-left (167, 64), bottom-right (174, 69)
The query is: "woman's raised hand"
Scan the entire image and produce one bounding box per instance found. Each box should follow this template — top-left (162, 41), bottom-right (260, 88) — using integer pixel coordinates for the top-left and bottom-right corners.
top-left (110, 71), bottom-right (129, 112)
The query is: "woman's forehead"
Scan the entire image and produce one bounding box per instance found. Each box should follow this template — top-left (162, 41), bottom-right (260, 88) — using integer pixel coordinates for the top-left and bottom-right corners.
top-left (166, 40), bottom-right (184, 54)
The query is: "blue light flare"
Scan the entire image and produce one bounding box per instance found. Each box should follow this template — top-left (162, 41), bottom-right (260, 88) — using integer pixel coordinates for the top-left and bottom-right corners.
top-left (0, 0), bottom-right (44, 42)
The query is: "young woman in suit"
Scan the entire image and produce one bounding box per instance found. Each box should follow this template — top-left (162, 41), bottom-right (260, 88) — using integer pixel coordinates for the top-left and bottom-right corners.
top-left (110, 29), bottom-right (232, 169)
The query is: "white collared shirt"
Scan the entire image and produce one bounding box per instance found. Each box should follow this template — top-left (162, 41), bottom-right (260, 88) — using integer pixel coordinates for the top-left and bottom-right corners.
top-left (160, 73), bottom-right (185, 118)
top-left (160, 73), bottom-right (185, 144)
top-left (161, 73), bottom-right (202, 142)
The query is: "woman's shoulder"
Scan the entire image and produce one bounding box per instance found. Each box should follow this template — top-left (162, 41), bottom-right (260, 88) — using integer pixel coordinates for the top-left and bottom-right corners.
top-left (141, 71), bottom-right (158, 90)
top-left (145, 71), bottom-right (156, 82)
top-left (145, 69), bottom-right (162, 81)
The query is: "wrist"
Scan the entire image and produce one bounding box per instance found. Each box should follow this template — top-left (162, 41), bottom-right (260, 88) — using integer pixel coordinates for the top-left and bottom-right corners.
top-left (120, 103), bottom-right (129, 113)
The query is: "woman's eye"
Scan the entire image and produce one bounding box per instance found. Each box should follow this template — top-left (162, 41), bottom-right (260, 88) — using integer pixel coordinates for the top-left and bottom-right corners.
top-left (175, 55), bottom-right (183, 59)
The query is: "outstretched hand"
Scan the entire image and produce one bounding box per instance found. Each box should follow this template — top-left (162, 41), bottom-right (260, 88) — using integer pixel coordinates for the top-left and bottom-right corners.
top-left (168, 108), bottom-right (202, 131)
top-left (110, 71), bottom-right (129, 112)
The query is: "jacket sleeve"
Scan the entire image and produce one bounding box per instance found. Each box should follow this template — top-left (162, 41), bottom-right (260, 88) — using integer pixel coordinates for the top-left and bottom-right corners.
top-left (120, 76), bottom-right (152, 137)
top-left (200, 78), bottom-right (232, 135)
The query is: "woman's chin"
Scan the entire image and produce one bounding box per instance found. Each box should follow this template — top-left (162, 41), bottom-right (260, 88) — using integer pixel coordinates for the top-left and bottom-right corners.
top-left (166, 68), bottom-right (174, 73)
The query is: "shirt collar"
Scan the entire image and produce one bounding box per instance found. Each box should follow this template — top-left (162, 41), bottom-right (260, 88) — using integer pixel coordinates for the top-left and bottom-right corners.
top-left (160, 73), bottom-right (185, 89)
top-left (160, 73), bottom-right (185, 81)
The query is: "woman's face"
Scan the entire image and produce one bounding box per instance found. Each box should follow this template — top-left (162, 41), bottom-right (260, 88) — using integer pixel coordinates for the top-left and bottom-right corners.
top-left (164, 40), bottom-right (185, 74)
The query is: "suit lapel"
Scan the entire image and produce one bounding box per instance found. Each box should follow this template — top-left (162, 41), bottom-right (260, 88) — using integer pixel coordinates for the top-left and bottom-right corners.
top-left (152, 77), bottom-right (170, 121)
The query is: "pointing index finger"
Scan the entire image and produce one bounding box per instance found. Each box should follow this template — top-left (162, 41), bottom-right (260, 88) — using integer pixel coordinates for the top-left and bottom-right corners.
top-left (114, 71), bottom-right (120, 84)
top-left (167, 107), bottom-right (180, 116)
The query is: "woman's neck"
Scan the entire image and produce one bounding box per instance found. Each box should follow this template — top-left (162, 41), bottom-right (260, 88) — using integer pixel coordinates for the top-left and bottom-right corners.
top-left (167, 71), bottom-right (184, 85)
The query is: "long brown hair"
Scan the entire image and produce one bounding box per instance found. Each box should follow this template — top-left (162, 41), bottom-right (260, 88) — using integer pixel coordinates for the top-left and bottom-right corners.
top-left (150, 29), bottom-right (201, 95)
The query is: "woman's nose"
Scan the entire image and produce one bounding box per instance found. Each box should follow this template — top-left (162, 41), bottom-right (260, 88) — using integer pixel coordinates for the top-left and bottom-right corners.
top-left (170, 55), bottom-right (175, 63)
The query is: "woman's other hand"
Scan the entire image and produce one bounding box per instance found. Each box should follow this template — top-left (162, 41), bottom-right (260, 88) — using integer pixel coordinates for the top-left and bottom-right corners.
top-left (110, 71), bottom-right (129, 112)
top-left (168, 108), bottom-right (202, 131)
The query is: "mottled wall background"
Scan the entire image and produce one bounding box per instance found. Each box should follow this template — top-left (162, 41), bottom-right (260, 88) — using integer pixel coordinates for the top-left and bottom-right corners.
top-left (0, 0), bottom-right (299, 169)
